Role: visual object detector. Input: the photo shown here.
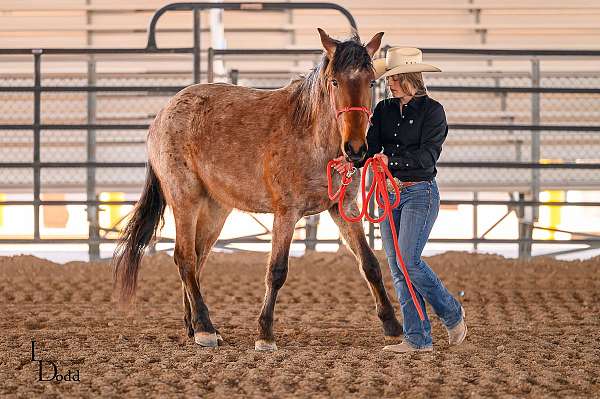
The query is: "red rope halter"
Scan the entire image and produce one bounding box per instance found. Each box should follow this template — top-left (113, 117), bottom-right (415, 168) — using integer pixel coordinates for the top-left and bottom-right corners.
top-left (329, 84), bottom-right (373, 124)
top-left (336, 106), bottom-right (372, 122)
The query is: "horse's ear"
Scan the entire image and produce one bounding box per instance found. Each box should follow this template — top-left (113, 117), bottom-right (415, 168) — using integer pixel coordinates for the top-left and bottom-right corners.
top-left (365, 32), bottom-right (384, 58)
top-left (317, 28), bottom-right (337, 59)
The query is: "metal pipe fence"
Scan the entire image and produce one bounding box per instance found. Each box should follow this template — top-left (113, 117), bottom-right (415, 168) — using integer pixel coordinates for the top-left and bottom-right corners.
top-left (1, 2), bottom-right (600, 260)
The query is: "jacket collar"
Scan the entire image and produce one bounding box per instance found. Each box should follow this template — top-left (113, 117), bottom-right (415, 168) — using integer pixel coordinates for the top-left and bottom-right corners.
top-left (383, 94), bottom-right (428, 113)
top-left (398, 94), bottom-right (427, 111)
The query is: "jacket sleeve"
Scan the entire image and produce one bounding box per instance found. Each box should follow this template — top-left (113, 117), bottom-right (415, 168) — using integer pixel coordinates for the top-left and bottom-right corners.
top-left (355, 102), bottom-right (383, 168)
top-left (389, 102), bottom-right (448, 170)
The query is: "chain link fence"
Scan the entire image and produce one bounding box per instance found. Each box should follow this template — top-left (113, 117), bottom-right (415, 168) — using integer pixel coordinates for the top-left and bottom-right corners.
top-left (1, 44), bottom-right (600, 259)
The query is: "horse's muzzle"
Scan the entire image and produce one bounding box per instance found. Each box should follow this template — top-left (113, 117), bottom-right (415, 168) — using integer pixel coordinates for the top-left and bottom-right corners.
top-left (344, 142), bottom-right (367, 163)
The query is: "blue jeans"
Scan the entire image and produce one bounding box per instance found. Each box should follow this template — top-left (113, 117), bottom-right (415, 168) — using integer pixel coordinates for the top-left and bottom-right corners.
top-left (379, 179), bottom-right (462, 348)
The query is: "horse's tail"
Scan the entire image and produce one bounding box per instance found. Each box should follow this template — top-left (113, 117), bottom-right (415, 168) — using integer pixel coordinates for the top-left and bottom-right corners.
top-left (112, 164), bottom-right (166, 305)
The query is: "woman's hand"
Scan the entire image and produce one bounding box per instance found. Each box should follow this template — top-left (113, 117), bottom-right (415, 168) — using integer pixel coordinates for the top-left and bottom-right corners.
top-left (332, 155), bottom-right (354, 174)
top-left (372, 153), bottom-right (389, 172)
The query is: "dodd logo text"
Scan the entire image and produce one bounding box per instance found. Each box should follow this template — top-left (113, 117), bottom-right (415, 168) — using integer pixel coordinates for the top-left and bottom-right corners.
top-left (31, 340), bottom-right (80, 383)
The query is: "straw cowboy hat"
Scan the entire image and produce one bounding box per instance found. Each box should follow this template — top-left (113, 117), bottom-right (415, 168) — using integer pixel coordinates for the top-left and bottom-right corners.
top-left (373, 47), bottom-right (441, 80)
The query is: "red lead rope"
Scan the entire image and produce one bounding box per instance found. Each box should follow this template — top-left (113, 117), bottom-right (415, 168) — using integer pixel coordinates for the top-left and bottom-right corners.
top-left (327, 157), bottom-right (425, 321)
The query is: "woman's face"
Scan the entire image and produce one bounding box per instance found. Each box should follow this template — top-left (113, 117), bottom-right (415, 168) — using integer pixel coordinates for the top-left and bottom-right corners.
top-left (386, 74), bottom-right (414, 99)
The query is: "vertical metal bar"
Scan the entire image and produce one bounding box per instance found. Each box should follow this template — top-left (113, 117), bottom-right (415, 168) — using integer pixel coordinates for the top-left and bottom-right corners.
top-left (207, 47), bottom-right (214, 83)
top-left (87, 56), bottom-right (100, 261)
top-left (305, 215), bottom-right (319, 251)
top-left (230, 69), bottom-right (239, 85)
top-left (33, 50), bottom-right (42, 240)
top-left (529, 58), bottom-right (541, 258)
top-left (85, 0), bottom-right (100, 260)
top-left (517, 192), bottom-right (526, 259)
top-left (193, 8), bottom-right (201, 83)
top-left (473, 191), bottom-right (478, 251)
top-left (531, 59), bottom-right (541, 219)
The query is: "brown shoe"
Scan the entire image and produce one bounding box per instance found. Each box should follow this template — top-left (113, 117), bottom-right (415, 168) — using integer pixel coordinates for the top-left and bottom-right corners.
top-left (447, 306), bottom-right (467, 346)
top-left (383, 341), bottom-right (433, 353)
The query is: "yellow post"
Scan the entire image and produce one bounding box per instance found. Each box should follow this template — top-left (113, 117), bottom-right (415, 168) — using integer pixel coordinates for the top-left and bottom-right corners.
top-left (540, 159), bottom-right (564, 240)
top-left (545, 190), bottom-right (565, 240)
top-left (99, 192), bottom-right (125, 231)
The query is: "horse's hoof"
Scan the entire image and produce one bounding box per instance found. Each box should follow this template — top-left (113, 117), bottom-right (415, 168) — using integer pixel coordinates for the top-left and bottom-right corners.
top-left (194, 332), bottom-right (218, 347)
top-left (255, 339), bottom-right (277, 351)
top-left (383, 318), bottom-right (403, 337)
top-left (216, 333), bottom-right (224, 345)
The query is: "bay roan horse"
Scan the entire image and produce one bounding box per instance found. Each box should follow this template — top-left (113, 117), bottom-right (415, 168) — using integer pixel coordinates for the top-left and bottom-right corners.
top-left (113, 28), bottom-right (402, 351)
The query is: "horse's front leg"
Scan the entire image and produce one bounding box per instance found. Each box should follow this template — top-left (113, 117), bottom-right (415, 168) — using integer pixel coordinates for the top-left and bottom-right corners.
top-left (328, 202), bottom-right (403, 337)
top-left (255, 210), bottom-right (301, 351)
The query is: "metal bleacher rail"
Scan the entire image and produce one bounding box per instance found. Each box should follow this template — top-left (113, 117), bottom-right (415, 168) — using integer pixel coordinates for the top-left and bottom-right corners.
top-left (1, 2), bottom-right (600, 260)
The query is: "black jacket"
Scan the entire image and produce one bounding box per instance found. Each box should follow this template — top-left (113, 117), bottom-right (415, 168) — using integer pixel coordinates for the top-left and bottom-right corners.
top-left (357, 95), bottom-right (448, 181)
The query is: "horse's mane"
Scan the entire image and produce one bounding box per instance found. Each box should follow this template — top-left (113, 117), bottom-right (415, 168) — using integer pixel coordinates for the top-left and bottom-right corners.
top-left (290, 33), bottom-right (374, 127)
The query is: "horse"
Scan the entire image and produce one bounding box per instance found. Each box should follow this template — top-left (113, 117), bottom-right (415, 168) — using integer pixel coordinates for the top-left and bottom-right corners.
top-left (113, 28), bottom-right (402, 351)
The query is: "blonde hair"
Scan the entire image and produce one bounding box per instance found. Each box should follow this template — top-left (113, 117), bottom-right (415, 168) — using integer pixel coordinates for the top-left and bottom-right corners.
top-left (386, 72), bottom-right (428, 98)
top-left (397, 72), bottom-right (427, 97)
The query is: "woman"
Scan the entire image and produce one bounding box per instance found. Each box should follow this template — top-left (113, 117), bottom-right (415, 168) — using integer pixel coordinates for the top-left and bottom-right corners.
top-left (335, 47), bottom-right (466, 352)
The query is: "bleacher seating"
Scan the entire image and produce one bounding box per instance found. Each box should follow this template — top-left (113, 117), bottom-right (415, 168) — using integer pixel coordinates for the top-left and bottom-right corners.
top-left (1, 0), bottom-right (599, 192)
top-left (1, 0), bottom-right (600, 49)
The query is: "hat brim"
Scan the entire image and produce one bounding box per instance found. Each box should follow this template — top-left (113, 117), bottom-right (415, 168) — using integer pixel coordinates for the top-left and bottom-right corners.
top-left (373, 58), bottom-right (441, 80)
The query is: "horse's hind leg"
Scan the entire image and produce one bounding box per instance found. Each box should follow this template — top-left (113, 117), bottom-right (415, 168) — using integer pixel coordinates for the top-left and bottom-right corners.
top-left (181, 197), bottom-right (230, 342)
top-left (192, 197), bottom-right (231, 343)
top-left (163, 174), bottom-right (228, 348)
top-left (255, 210), bottom-right (302, 351)
top-left (172, 203), bottom-right (218, 346)
top-left (329, 203), bottom-right (402, 337)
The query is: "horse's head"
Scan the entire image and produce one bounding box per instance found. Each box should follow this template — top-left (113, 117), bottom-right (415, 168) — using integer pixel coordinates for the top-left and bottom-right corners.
top-left (318, 28), bottom-right (383, 164)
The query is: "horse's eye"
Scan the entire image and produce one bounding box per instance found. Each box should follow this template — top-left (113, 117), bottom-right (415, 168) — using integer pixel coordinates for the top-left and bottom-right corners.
top-left (331, 79), bottom-right (338, 87)
top-left (369, 80), bottom-right (376, 88)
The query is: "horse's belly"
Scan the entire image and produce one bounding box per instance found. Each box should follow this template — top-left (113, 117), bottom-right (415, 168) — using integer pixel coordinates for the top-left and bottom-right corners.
top-left (298, 176), bottom-right (361, 216)
top-left (199, 169), bottom-right (274, 212)
top-left (201, 173), bottom-right (340, 215)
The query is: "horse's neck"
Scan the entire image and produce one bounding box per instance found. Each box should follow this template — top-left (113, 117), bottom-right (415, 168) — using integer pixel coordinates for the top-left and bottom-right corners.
top-left (310, 97), bottom-right (341, 158)
top-left (284, 79), bottom-right (341, 161)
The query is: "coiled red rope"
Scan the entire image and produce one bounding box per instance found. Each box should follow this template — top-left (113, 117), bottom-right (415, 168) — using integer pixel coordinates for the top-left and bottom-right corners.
top-left (327, 157), bottom-right (425, 321)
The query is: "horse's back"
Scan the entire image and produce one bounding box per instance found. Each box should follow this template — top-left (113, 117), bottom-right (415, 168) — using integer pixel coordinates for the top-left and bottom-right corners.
top-left (153, 82), bottom-right (289, 141)
top-left (147, 82), bottom-right (294, 212)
